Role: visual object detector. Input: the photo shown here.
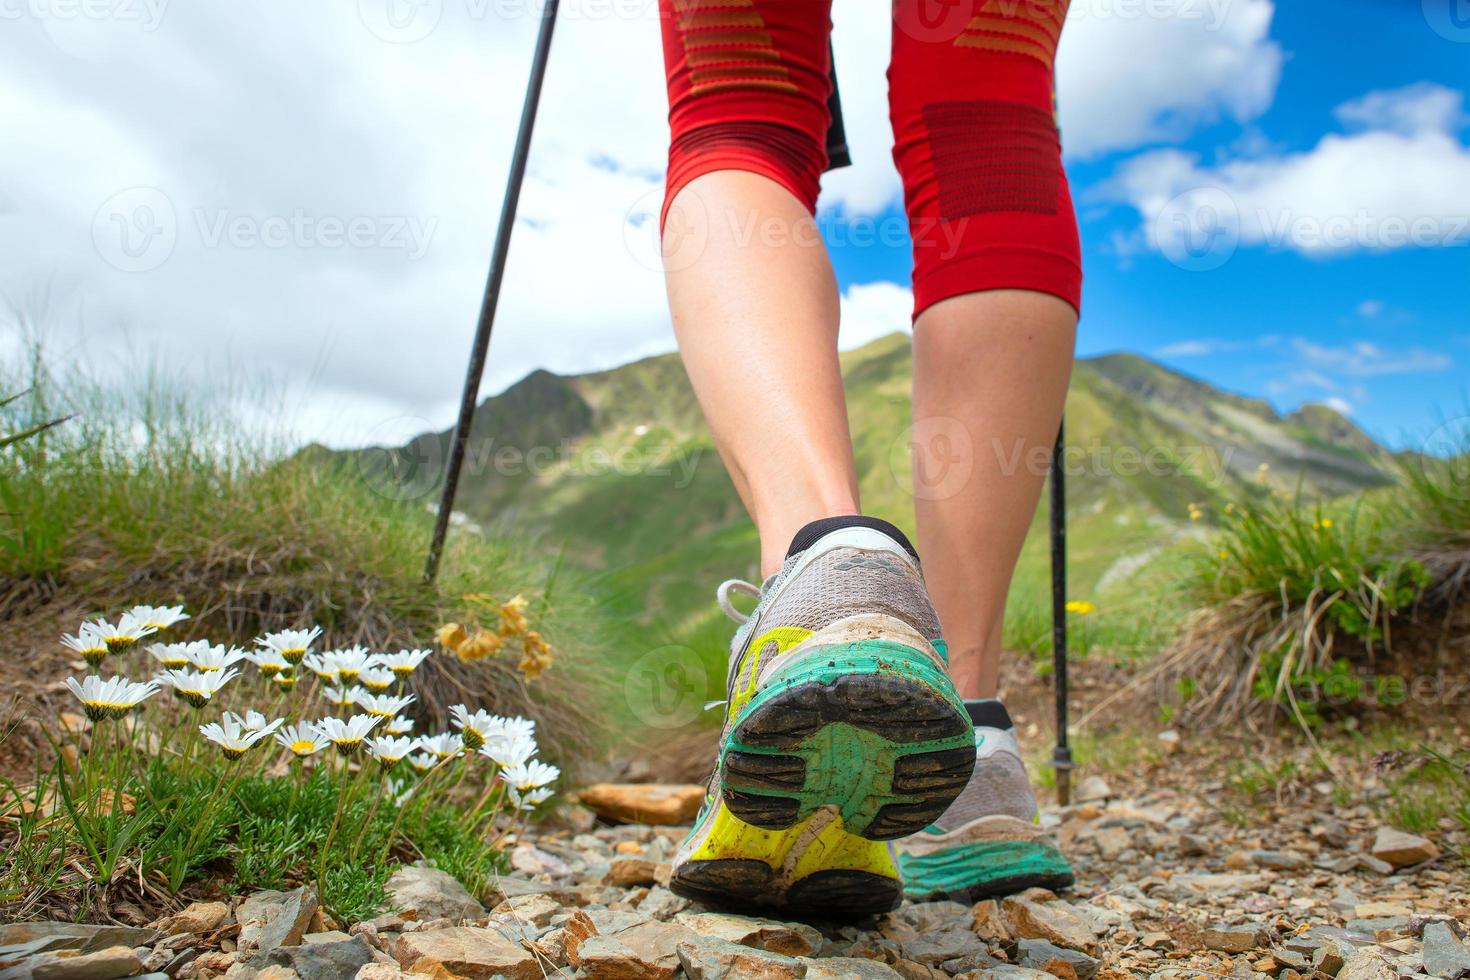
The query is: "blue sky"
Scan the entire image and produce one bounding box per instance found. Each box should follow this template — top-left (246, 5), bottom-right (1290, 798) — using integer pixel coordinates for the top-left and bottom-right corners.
top-left (1, 1), bottom-right (1465, 450)
top-left (822, 1), bottom-right (1469, 448)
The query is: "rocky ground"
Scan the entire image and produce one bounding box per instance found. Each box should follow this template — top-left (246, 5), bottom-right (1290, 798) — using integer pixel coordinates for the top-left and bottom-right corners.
top-left (4, 757), bottom-right (1466, 980)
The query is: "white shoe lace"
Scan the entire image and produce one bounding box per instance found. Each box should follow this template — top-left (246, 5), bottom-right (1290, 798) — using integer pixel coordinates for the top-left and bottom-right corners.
top-left (715, 578), bottom-right (761, 624)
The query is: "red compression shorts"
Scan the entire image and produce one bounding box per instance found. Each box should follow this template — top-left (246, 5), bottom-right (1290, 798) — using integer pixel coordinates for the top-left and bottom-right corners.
top-left (658, 0), bottom-right (1082, 318)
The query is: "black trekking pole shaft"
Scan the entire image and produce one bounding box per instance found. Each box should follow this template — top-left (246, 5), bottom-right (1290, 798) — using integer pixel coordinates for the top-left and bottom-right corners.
top-left (1049, 420), bottom-right (1074, 805)
top-left (424, 0), bottom-right (560, 583)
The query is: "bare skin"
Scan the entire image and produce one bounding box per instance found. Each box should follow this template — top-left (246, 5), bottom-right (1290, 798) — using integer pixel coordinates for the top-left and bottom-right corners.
top-left (664, 171), bottom-right (1076, 698)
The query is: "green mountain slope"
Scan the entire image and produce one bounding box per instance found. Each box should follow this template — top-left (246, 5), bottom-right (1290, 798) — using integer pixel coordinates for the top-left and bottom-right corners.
top-left (343, 335), bottom-right (1394, 651)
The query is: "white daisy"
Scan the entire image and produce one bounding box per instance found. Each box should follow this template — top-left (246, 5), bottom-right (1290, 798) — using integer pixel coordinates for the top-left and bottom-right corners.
top-left (200, 714), bottom-right (278, 760)
top-left (416, 733), bottom-right (464, 760)
top-left (406, 752), bottom-right (439, 772)
top-left (377, 648), bottom-right (431, 678)
top-left (507, 785), bottom-right (555, 810)
top-left (271, 670), bottom-right (299, 691)
top-left (498, 716), bottom-right (536, 742)
top-left (128, 605), bottom-right (190, 631)
top-left (315, 714), bottom-right (381, 755)
top-left (255, 626), bottom-right (323, 666)
top-left (148, 640), bottom-right (207, 670)
top-left (65, 675), bottom-right (158, 721)
top-left (88, 613), bottom-right (158, 653)
top-left (385, 716), bottom-right (415, 736)
top-left (62, 626), bottom-right (110, 670)
top-left (449, 705), bottom-right (499, 750)
top-left (226, 710), bottom-right (283, 735)
top-left (246, 647), bottom-right (291, 677)
top-left (275, 722), bottom-right (330, 757)
top-left (352, 691), bottom-right (415, 719)
top-left (321, 685), bottom-right (358, 708)
top-left (500, 759), bottom-right (559, 792)
top-left (326, 646), bottom-right (373, 683)
top-left (366, 735), bottom-right (416, 769)
top-left (300, 653), bottom-right (337, 681)
top-left (157, 667), bottom-right (239, 708)
top-left (357, 667), bottom-right (395, 694)
top-left (479, 734), bottom-right (537, 769)
top-left (186, 643), bottom-right (250, 673)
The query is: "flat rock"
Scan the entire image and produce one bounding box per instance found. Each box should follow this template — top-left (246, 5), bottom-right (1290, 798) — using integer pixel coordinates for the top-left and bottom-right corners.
top-left (573, 934), bottom-right (675, 980)
top-left (238, 888), bottom-right (319, 956)
top-left (393, 926), bottom-right (539, 979)
top-left (971, 900), bottom-right (1011, 942)
top-left (606, 857), bottom-right (661, 888)
top-left (1016, 938), bottom-right (1101, 980)
top-left (489, 893), bottom-right (561, 928)
top-left (29, 945), bottom-right (143, 980)
top-left (1423, 921), bottom-right (1470, 979)
top-left (1201, 925), bottom-right (1268, 953)
top-left (1074, 776), bottom-right (1112, 802)
top-left (246, 934), bottom-right (376, 980)
top-left (608, 919), bottom-right (703, 975)
top-left (149, 902), bottom-right (231, 937)
top-left (1370, 827), bottom-right (1440, 868)
top-left (676, 935), bottom-right (807, 979)
top-left (384, 866), bottom-right (483, 923)
top-left (1336, 949), bottom-right (1398, 980)
top-left (803, 958), bottom-right (903, 978)
top-left (1001, 897), bottom-right (1099, 953)
top-left (673, 912), bottom-right (822, 957)
top-left (0, 924), bottom-right (159, 955)
top-left (578, 784), bottom-right (705, 825)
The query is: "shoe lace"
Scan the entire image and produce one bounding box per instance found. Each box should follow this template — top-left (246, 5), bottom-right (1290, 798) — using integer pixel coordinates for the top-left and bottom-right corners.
top-left (715, 578), bottom-right (761, 624)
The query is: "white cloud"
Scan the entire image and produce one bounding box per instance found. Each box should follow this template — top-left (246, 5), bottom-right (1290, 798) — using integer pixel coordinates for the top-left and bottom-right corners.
top-left (1104, 83), bottom-right (1470, 258)
top-left (838, 282), bottom-right (914, 351)
top-left (1335, 82), bottom-right (1468, 137)
top-left (1293, 339), bottom-right (1451, 377)
top-left (1356, 299), bottom-right (1384, 319)
top-left (1322, 396), bottom-right (1354, 416)
top-left (1055, 0), bottom-right (1283, 157)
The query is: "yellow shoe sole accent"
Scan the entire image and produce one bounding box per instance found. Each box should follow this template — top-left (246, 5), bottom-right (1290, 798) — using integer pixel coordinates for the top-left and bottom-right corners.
top-left (671, 800), bottom-right (902, 917)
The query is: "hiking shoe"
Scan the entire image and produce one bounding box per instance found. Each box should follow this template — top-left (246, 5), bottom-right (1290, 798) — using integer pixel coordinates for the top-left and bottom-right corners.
top-left (892, 699), bottom-right (1074, 901)
top-left (669, 516), bottom-right (976, 918)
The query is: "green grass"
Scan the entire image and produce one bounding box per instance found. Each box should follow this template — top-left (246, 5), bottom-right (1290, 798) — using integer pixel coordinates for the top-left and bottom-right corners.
top-left (0, 332), bottom-right (626, 758)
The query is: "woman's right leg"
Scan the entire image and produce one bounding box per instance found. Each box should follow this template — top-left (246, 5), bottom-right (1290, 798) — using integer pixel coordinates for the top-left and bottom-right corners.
top-left (658, 0), bottom-right (855, 577)
top-left (664, 171), bottom-right (859, 578)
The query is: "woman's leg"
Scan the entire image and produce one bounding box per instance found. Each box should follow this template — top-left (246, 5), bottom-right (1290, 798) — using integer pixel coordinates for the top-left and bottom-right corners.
top-left (912, 292), bottom-right (1076, 698)
top-left (658, 0), bottom-right (853, 577)
top-left (887, 0), bottom-right (1083, 699)
top-left (665, 172), bottom-right (858, 577)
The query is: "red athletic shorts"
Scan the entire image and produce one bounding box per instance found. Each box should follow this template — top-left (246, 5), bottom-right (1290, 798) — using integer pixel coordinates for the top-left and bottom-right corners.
top-left (658, 0), bottom-right (1082, 318)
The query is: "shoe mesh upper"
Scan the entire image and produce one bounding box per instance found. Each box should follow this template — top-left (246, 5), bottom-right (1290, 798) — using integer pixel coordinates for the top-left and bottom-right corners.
top-left (934, 731), bottom-right (1039, 831)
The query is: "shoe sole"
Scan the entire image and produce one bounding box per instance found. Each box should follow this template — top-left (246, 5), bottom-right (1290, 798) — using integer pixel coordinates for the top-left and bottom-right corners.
top-left (669, 804), bottom-right (902, 919)
top-left (719, 633), bottom-right (974, 841)
top-left (670, 617), bottom-right (973, 918)
top-left (894, 818), bottom-right (1075, 902)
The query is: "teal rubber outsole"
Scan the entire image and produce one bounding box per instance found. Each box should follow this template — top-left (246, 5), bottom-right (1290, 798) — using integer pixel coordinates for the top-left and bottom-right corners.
top-left (897, 838), bottom-right (1076, 901)
top-left (718, 640), bottom-right (975, 841)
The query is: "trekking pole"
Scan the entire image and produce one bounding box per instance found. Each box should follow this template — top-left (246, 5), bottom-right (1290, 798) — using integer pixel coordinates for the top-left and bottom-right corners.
top-left (424, 0), bottom-right (561, 583)
top-left (1049, 421), bottom-right (1075, 805)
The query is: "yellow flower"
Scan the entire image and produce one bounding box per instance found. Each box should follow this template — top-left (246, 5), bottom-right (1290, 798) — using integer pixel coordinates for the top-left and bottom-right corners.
top-left (457, 628), bottom-right (503, 663)
top-left (1320, 518), bottom-right (1333, 529)
top-left (435, 622), bottom-right (468, 652)
top-left (499, 595), bottom-right (530, 638)
top-left (1187, 504), bottom-right (1203, 522)
top-left (1064, 600), bottom-right (1096, 616)
top-left (518, 630), bottom-right (553, 681)
top-left (1218, 549), bottom-right (1230, 560)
